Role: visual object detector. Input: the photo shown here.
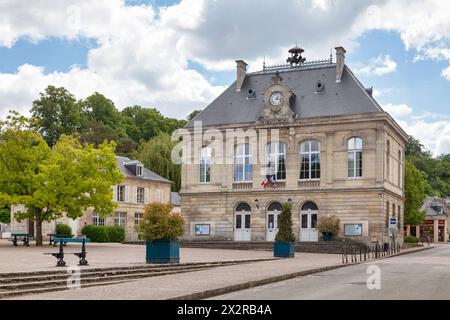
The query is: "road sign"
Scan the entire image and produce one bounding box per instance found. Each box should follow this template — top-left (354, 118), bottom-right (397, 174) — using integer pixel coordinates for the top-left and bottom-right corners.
top-left (390, 218), bottom-right (397, 225)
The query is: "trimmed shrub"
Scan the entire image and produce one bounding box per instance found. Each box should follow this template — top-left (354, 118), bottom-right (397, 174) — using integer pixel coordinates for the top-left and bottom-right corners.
top-left (81, 225), bottom-right (125, 243)
top-left (404, 235), bottom-right (419, 243)
top-left (275, 203), bottom-right (296, 242)
top-left (318, 215), bottom-right (340, 236)
top-left (55, 223), bottom-right (72, 238)
top-left (107, 226), bottom-right (125, 243)
top-left (138, 203), bottom-right (184, 241)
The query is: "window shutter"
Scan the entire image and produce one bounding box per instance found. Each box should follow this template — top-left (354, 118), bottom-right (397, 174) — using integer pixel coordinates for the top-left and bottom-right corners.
top-left (112, 185), bottom-right (117, 201)
top-left (125, 186), bottom-right (130, 203)
top-left (145, 188), bottom-right (150, 204)
top-left (135, 187), bottom-right (139, 203)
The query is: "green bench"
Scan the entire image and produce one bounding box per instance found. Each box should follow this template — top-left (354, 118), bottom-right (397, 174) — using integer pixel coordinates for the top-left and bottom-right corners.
top-left (47, 234), bottom-right (67, 246)
top-left (44, 238), bottom-right (91, 267)
top-left (10, 233), bottom-right (32, 246)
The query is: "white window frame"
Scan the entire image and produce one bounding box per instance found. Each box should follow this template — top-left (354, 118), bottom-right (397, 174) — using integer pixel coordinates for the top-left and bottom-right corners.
top-left (136, 187), bottom-right (145, 204)
top-left (136, 165), bottom-right (143, 177)
top-left (299, 140), bottom-right (321, 181)
top-left (134, 212), bottom-right (143, 225)
top-left (93, 212), bottom-right (105, 226)
top-left (199, 146), bottom-right (211, 183)
top-left (234, 143), bottom-right (253, 183)
top-left (266, 142), bottom-right (286, 181)
top-left (156, 189), bottom-right (163, 202)
top-left (117, 185), bottom-right (125, 202)
top-left (114, 212), bottom-right (127, 227)
top-left (348, 137), bottom-right (363, 178)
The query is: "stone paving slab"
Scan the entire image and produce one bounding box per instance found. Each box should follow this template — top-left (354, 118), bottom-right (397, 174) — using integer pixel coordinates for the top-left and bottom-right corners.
top-left (0, 240), bottom-right (274, 273)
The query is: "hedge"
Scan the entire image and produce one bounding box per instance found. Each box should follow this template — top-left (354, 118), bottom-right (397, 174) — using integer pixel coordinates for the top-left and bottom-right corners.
top-left (55, 223), bottom-right (73, 238)
top-left (404, 235), bottom-right (419, 243)
top-left (81, 225), bottom-right (125, 243)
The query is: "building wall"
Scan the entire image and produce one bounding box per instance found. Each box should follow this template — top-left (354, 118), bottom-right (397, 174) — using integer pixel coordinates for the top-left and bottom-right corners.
top-left (10, 177), bottom-right (172, 241)
top-left (181, 113), bottom-right (406, 242)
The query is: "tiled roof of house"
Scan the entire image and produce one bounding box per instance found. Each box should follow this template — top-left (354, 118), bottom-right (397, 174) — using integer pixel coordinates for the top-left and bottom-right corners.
top-left (116, 156), bottom-right (172, 184)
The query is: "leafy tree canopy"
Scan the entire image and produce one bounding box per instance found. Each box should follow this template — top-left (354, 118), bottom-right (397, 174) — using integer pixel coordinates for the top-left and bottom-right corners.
top-left (404, 159), bottom-right (428, 226)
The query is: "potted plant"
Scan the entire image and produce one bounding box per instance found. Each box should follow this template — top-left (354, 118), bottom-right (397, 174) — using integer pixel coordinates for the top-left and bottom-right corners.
top-left (137, 203), bottom-right (185, 264)
top-left (274, 203), bottom-right (296, 258)
top-left (318, 215), bottom-right (340, 241)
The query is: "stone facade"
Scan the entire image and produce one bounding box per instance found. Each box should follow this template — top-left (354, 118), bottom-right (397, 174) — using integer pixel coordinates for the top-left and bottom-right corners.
top-left (180, 47), bottom-right (407, 244)
top-left (11, 157), bottom-right (173, 241)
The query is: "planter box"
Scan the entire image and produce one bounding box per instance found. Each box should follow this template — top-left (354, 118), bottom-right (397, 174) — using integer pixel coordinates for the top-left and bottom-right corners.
top-left (322, 233), bottom-right (333, 241)
top-left (146, 239), bottom-right (180, 264)
top-left (273, 241), bottom-right (295, 258)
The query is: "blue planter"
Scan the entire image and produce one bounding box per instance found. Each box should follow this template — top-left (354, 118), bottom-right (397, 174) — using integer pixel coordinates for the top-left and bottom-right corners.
top-left (322, 232), bottom-right (333, 241)
top-left (146, 239), bottom-right (180, 264)
top-left (273, 241), bottom-right (295, 258)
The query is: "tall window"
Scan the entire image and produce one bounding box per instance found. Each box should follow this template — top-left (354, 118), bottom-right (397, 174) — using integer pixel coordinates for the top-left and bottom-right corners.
top-left (136, 187), bottom-right (145, 204)
top-left (348, 137), bottom-right (363, 178)
top-left (156, 189), bottom-right (163, 202)
top-left (114, 212), bottom-right (127, 227)
top-left (386, 140), bottom-right (390, 180)
top-left (397, 205), bottom-right (401, 230)
top-left (386, 201), bottom-right (390, 228)
top-left (134, 212), bottom-right (143, 225)
top-left (117, 185), bottom-right (125, 202)
top-left (234, 144), bottom-right (252, 182)
top-left (93, 212), bottom-right (105, 226)
top-left (266, 142), bottom-right (286, 181)
top-left (136, 165), bottom-right (143, 176)
top-left (398, 150), bottom-right (402, 187)
top-left (299, 140), bottom-right (320, 180)
top-left (199, 146), bottom-right (211, 183)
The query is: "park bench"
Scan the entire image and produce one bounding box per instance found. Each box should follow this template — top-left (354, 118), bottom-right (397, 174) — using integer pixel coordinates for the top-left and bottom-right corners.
top-left (47, 233), bottom-right (67, 246)
top-left (10, 233), bottom-right (32, 246)
top-left (44, 238), bottom-right (91, 267)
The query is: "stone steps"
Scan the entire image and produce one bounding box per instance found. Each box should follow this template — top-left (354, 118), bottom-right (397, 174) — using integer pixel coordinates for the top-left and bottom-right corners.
top-left (0, 259), bottom-right (273, 299)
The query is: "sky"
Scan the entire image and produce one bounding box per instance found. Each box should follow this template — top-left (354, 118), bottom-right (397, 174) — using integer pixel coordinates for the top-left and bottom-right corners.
top-left (0, 0), bottom-right (449, 155)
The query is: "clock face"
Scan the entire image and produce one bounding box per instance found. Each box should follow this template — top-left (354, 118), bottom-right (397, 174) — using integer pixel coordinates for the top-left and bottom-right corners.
top-left (270, 91), bottom-right (283, 106)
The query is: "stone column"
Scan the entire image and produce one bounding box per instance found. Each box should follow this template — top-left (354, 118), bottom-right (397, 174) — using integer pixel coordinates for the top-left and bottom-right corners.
top-left (406, 225), bottom-right (410, 236)
top-left (434, 219), bottom-right (439, 243)
top-left (416, 225), bottom-right (421, 239)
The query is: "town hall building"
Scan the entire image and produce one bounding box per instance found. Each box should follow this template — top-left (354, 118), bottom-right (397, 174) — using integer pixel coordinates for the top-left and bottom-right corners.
top-left (180, 46), bottom-right (407, 244)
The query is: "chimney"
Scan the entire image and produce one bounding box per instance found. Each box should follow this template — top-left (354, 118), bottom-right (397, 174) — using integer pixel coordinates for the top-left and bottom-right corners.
top-left (335, 46), bottom-right (346, 83)
top-left (235, 60), bottom-right (247, 92)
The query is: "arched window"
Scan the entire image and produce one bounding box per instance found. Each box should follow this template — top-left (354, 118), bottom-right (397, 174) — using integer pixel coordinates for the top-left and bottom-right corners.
top-left (199, 146), bottom-right (211, 183)
top-left (301, 201), bottom-right (318, 211)
top-left (299, 140), bottom-right (320, 180)
top-left (348, 137), bottom-right (363, 178)
top-left (266, 142), bottom-right (286, 181)
top-left (268, 202), bottom-right (282, 211)
top-left (236, 203), bottom-right (251, 212)
top-left (234, 144), bottom-right (252, 182)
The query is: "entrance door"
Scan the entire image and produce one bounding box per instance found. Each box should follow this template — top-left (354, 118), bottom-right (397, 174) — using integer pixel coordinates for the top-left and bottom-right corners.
top-left (266, 202), bottom-right (282, 241)
top-left (235, 203), bottom-right (251, 241)
top-left (300, 202), bottom-right (319, 242)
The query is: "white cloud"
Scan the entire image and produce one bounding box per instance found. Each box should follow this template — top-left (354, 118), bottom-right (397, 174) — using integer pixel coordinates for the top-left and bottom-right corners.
top-left (382, 103), bottom-right (412, 117)
top-left (356, 55), bottom-right (397, 76)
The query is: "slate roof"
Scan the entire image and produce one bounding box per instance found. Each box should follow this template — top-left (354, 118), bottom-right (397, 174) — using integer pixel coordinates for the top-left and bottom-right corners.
top-left (171, 192), bottom-right (181, 206)
top-left (186, 63), bottom-right (383, 127)
top-left (116, 156), bottom-right (172, 184)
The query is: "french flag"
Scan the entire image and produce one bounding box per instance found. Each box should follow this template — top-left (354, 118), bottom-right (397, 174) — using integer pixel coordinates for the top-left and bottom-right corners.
top-left (261, 174), bottom-right (276, 187)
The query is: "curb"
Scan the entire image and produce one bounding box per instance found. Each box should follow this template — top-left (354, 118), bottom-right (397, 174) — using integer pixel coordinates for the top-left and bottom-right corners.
top-left (168, 245), bottom-right (435, 300)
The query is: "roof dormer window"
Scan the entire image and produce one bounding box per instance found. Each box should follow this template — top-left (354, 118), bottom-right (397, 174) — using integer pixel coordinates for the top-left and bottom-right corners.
top-left (136, 165), bottom-right (143, 177)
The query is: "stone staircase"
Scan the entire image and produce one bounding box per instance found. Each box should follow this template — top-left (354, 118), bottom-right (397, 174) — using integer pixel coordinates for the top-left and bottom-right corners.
top-left (0, 259), bottom-right (272, 299)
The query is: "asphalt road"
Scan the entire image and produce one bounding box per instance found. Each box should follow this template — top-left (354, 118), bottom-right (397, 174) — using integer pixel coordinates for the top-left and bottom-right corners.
top-left (211, 244), bottom-right (450, 300)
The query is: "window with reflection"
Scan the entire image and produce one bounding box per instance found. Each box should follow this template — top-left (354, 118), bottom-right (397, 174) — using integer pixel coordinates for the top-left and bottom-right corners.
top-left (234, 144), bottom-right (253, 182)
top-left (299, 140), bottom-right (320, 180)
top-left (266, 142), bottom-right (286, 181)
top-left (199, 146), bottom-right (211, 183)
top-left (348, 137), bottom-right (363, 178)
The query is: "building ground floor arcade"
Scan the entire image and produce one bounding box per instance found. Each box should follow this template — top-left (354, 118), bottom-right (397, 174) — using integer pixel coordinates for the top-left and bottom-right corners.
top-left (181, 189), bottom-right (404, 244)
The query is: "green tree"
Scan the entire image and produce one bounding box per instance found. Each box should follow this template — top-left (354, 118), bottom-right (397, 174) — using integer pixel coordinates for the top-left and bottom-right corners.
top-left (0, 120), bottom-right (123, 246)
top-left (404, 160), bottom-right (428, 226)
top-left (275, 203), bottom-right (296, 242)
top-left (31, 86), bottom-right (82, 146)
top-left (133, 133), bottom-right (181, 191)
top-left (0, 207), bottom-right (11, 224)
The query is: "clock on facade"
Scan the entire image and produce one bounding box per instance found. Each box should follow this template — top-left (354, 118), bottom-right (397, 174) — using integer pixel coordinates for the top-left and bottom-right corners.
top-left (270, 91), bottom-right (283, 106)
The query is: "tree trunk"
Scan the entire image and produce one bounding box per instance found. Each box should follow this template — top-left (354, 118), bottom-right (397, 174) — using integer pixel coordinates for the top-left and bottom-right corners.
top-left (35, 210), bottom-right (43, 246)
